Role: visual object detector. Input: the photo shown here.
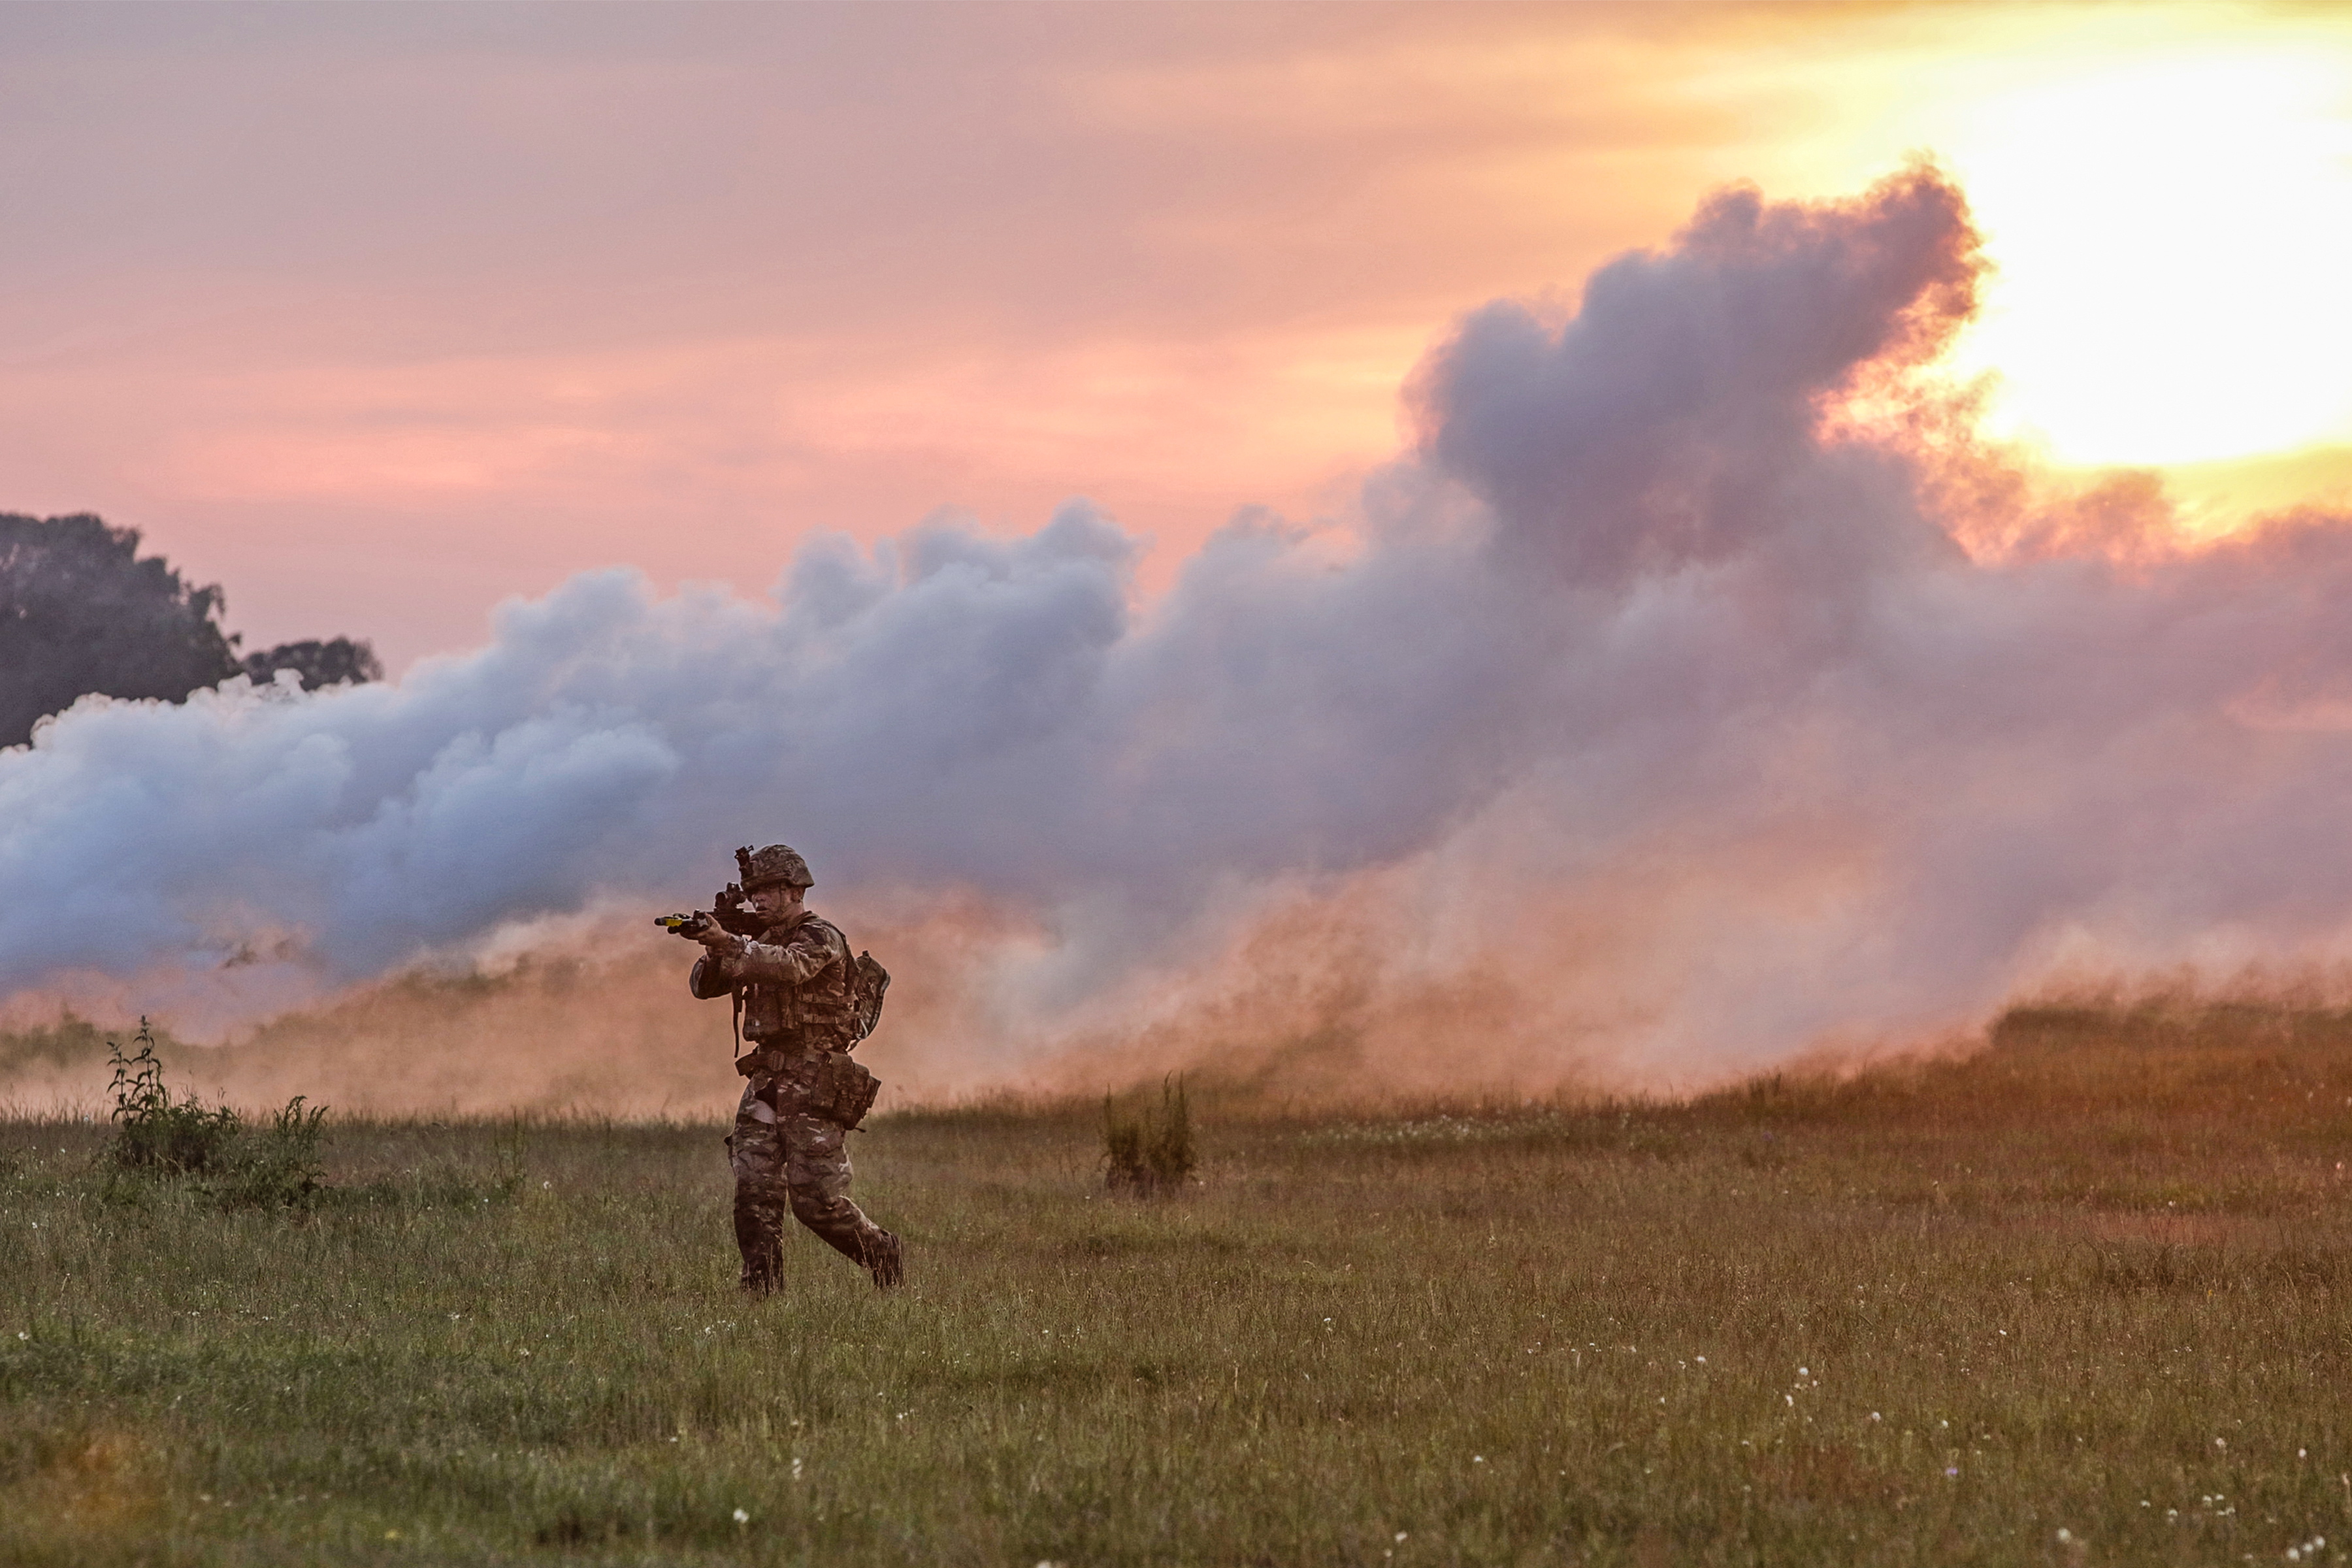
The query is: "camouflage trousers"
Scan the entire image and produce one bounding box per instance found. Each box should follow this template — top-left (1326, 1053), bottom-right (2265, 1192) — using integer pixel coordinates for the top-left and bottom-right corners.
top-left (728, 1080), bottom-right (891, 1291)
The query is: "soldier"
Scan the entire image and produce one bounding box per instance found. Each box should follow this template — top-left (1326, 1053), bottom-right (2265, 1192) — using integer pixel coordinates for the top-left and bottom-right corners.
top-left (679, 843), bottom-right (902, 1292)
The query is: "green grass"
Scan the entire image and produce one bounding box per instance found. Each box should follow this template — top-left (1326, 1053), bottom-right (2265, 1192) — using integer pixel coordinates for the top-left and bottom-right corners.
top-left (5, 1004), bottom-right (2352, 1564)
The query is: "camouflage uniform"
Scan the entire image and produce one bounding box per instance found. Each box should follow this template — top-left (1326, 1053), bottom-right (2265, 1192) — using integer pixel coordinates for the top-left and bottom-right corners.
top-left (693, 872), bottom-right (900, 1292)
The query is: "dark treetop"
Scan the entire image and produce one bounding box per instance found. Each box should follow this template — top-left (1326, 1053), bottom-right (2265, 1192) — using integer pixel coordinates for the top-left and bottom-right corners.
top-left (0, 510), bottom-right (381, 748)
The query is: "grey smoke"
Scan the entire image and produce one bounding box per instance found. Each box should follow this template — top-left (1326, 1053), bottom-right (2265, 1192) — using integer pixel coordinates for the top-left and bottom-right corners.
top-left (7, 165), bottom-right (2352, 1084)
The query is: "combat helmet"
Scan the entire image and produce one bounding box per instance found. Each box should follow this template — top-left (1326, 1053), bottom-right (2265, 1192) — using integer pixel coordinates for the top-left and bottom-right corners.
top-left (736, 843), bottom-right (815, 891)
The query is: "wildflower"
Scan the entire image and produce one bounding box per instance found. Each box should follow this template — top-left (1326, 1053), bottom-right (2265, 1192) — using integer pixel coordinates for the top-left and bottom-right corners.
top-left (791, 1458), bottom-right (804, 1482)
top-left (2216, 1437), bottom-right (2228, 1449)
top-left (732, 1509), bottom-right (749, 1524)
top-left (1945, 1467), bottom-right (1959, 1478)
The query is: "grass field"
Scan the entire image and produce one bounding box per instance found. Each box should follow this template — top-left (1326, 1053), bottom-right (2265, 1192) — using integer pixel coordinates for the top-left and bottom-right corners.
top-left (5, 1004), bottom-right (2352, 1565)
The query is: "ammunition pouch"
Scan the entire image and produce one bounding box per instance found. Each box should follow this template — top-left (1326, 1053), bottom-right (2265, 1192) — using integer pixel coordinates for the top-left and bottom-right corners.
top-left (813, 1051), bottom-right (881, 1130)
top-left (749, 1049), bottom-right (879, 1130)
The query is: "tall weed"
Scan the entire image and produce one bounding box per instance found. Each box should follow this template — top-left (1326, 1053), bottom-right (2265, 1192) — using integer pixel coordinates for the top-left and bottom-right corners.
top-left (1103, 1075), bottom-right (1194, 1195)
top-left (106, 1021), bottom-right (240, 1174)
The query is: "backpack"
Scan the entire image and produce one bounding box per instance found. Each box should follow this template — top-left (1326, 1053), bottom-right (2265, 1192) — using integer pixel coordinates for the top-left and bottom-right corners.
top-left (845, 950), bottom-right (890, 1048)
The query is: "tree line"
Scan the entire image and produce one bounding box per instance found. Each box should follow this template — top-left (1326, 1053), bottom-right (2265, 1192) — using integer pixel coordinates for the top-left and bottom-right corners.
top-left (0, 511), bottom-right (382, 748)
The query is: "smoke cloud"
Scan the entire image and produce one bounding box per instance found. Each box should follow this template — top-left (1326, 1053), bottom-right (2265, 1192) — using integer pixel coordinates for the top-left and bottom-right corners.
top-left (8, 165), bottom-right (2352, 1106)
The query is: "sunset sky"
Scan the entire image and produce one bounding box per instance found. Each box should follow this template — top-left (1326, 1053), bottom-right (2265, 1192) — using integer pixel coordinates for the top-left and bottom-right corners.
top-left (4, 0), bottom-right (2348, 670)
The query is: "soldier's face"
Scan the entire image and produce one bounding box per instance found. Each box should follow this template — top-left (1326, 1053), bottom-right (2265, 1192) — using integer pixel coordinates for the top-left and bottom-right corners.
top-left (746, 884), bottom-right (802, 918)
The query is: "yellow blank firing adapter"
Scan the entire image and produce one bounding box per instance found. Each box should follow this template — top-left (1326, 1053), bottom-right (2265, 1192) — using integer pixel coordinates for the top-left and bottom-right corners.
top-left (655, 913), bottom-right (710, 934)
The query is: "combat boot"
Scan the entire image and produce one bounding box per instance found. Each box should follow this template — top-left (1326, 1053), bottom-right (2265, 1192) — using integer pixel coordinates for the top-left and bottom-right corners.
top-left (864, 1228), bottom-right (904, 1290)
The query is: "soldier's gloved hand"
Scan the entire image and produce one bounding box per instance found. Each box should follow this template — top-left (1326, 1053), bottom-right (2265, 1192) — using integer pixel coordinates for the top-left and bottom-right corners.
top-left (694, 926), bottom-right (744, 955)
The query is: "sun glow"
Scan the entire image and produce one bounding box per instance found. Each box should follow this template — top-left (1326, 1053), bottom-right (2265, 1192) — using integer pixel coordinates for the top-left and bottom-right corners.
top-left (1938, 44), bottom-right (2352, 468)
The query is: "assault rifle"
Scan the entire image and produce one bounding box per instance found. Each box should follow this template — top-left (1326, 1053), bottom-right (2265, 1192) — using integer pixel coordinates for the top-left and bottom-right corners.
top-left (654, 881), bottom-right (766, 941)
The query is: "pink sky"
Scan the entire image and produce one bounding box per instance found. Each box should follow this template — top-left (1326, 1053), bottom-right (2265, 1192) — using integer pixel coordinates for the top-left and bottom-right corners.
top-left (4, 1), bottom-right (2346, 669)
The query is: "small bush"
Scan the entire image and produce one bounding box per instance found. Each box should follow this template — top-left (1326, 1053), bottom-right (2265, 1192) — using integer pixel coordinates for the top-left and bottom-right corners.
top-left (1103, 1076), bottom-right (1194, 1196)
top-left (212, 1095), bottom-right (329, 1208)
top-left (104, 1020), bottom-right (327, 1208)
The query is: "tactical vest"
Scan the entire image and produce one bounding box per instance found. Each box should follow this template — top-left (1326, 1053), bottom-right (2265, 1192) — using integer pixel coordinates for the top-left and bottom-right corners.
top-left (740, 914), bottom-right (857, 1049)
